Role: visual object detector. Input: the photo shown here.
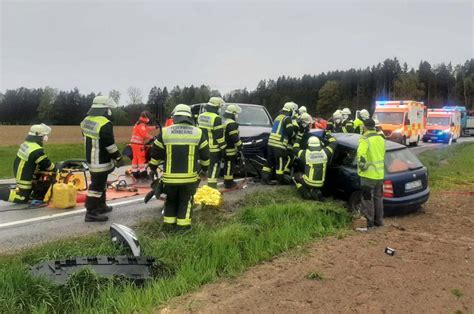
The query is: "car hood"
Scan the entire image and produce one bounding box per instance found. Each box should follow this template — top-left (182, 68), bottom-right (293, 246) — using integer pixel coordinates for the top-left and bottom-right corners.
top-left (239, 125), bottom-right (272, 137)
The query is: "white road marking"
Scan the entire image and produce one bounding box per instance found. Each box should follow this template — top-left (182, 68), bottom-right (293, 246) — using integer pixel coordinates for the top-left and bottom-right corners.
top-left (0, 178), bottom-right (247, 229)
top-left (0, 197), bottom-right (144, 229)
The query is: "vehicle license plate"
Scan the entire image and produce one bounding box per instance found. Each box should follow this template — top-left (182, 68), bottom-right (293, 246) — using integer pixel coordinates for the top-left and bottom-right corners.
top-left (431, 137), bottom-right (437, 140)
top-left (405, 180), bottom-right (422, 191)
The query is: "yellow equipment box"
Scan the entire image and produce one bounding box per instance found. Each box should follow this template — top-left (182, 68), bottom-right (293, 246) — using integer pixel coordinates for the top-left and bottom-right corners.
top-left (51, 183), bottom-right (77, 209)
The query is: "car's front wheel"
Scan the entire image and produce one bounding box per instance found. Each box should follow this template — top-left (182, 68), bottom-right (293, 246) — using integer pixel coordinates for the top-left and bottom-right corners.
top-left (348, 191), bottom-right (364, 214)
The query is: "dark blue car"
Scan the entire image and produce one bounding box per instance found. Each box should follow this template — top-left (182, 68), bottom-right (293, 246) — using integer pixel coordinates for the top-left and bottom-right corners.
top-left (314, 132), bottom-right (430, 215)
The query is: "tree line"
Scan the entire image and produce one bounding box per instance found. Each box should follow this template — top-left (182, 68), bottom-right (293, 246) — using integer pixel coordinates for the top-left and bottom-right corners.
top-left (1, 58), bottom-right (472, 125)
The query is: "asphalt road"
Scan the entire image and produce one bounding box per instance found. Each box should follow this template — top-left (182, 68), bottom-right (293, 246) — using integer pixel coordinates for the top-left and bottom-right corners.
top-left (1, 137), bottom-right (473, 253)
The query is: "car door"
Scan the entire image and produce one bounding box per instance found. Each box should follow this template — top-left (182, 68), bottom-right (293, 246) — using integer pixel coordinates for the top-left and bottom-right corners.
top-left (327, 145), bottom-right (359, 194)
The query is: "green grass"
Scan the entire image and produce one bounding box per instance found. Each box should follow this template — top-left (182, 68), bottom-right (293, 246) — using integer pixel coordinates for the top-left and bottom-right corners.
top-left (0, 187), bottom-right (350, 313)
top-left (0, 143), bottom-right (128, 179)
top-left (305, 271), bottom-right (324, 281)
top-left (418, 143), bottom-right (474, 191)
top-left (451, 288), bottom-right (463, 299)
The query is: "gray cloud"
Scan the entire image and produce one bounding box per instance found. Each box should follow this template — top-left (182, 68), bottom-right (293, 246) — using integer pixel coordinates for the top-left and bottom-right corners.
top-left (1, 0), bottom-right (472, 104)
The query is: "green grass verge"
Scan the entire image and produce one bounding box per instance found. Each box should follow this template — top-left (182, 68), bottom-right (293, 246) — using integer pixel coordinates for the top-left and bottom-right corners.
top-left (0, 143), bottom-right (128, 179)
top-left (0, 188), bottom-right (350, 313)
top-left (418, 143), bottom-right (474, 191)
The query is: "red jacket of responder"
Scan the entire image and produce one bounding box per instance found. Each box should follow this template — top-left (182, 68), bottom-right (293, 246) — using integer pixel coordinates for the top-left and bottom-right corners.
top-left (130, 120), bottom-right (154, 144)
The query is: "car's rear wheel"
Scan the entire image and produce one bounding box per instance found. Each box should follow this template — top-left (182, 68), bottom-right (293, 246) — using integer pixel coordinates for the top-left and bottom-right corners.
top-left (348, 191), bottom-right (363, 214)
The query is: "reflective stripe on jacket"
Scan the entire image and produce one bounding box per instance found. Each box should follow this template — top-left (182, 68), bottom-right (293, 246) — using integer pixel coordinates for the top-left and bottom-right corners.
top-left (357, 130), bottom-right (385, 180)
top-left (296, 139), bottom-right (336, 187)
top-left (130, 122), bottom-right (153, 144)
top-left (149, 123), bottom-right (210, 184)
top-left (80, 115), bottom-right (120, 173)
top-left (268, 114), bottom-right (294, 149)
top-left (353, 118), bottom-right (364, 134)
top-left (223, 118), bottom-right (242, 156)
top-left (198, 112), bottom-right (225, 153)
top-left (14, 141), bottom-right (55, 189)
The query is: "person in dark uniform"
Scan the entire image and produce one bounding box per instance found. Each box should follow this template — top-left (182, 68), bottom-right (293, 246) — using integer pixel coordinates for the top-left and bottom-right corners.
top-left (261, 102), bottom-right (295, 184)
top-left (293, 134), bottom-right (337, 200)
top-left (197, 97), bottom-right (225, 188)
top-left (0, 124), bottom-right (55, 203)
top-left (149, 104), bottom-right (210, 231)
top-left (222, 104), bottom-right (243, 189)
top-left (80, 96), bottom-right (124, 222)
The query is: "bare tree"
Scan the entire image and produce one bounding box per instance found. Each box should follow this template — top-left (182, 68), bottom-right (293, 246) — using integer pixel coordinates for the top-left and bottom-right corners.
top-left (127, 86), bottom-right (143, 105)
top-left (109, 89), bottom-right (121, 105)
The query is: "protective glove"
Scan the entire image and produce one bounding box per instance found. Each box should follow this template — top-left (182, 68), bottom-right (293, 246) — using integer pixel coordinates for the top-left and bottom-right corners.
top-left (149, 169), bottom-right (158, 181)
top-left (114, 157), bottom-right (125, 168)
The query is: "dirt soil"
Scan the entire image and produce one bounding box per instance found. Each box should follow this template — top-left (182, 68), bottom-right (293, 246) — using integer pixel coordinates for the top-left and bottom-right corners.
top-left (164, 192), bottom-right (474, 313)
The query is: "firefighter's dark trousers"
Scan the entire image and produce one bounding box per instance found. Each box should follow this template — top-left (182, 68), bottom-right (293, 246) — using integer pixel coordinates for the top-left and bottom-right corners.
top-left (293, 176), bottom-right (322, 201)
top-left (0, 187), bottom-right (30, 203)
top-left (85, 171), bottom-right (109, 213)
top-left (360, 177), bottom-right (384, 227)
top-left (262, 145), bottom-right (288, 184)
top-left (163, 183), bottom-right (196, 228)
top-left (207, 151), bottom-right (221, 188)
top-left (223, 153), bottom-right (236, 183)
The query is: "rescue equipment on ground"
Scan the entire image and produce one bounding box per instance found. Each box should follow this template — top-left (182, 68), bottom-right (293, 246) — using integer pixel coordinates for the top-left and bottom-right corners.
top-left (56, 160), bottom-right (90, 191)
top-left (194, 185), bottom-right (223, 207)
top-left (51, 183), bottom-right (77, 209)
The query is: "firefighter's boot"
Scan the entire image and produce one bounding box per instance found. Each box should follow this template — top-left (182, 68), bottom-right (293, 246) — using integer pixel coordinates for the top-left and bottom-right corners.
top-left (208, 182), bottom-right (218, 189)
top-left (85, 211), bottom-right (109, 222)
top-left (261, 171), bottom-right (271, 185)
top-left (224, 179), bottom-right (237, 189)
top-left (98, 193), bottom-right (113, 213)
top-left (85, 195), bottom-right (109, 222)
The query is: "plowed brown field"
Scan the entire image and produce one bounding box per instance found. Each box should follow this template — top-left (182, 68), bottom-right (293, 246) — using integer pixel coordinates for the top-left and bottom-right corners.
top-left (0, 126), bottom-right (137, 146)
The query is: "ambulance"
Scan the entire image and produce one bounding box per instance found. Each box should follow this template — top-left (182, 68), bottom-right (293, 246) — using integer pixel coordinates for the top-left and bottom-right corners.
top-left (373, 100), bottom-right (426, 146)
top-left (422, 108), bottom-right (461, 143)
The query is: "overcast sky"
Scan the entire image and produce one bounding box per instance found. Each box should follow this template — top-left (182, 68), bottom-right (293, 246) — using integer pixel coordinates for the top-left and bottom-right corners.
top-left (1, 0), bottom-right (472, 104)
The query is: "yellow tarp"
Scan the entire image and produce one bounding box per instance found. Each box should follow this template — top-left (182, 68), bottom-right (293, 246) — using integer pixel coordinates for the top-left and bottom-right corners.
top-left (194, 185), bottom-right (222, 207)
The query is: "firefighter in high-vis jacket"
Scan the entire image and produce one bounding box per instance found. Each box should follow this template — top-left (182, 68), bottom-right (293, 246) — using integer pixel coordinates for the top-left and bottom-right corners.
top-left (149, 104), bottom-right (210, 231)
top-left (130, 111), bottom-right (156, 180)
top-left (0, 124), bottom-right (55, 204)
top-left (80, 96), bottom-right (124, 222)
top-left (198, 97), bottom-right (226, 188)
top-left (341, 108), bottom-right (354, 133)
top-left (353, 109), bottom-right (370, 134)
top-left (374, 119), bottom-right (386, 138)
top-left (292, 113), bottom-right (313, 154)
top-left (222, 104), bottom-right (243, 189)
top-left (326, 109), bottom-right (341, 132)
top-left (357, 118), bottom-right (386, 228)
top-left (293, 134), bottom-right (337, 200)
top-left (262, 102), bottom-right (295, 184)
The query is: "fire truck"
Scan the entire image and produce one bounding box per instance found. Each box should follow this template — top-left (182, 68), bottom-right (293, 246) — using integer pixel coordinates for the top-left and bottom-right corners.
top-left (373, 100), bottom-right (426, 146)
top-left (422, 108), bottom-right (461, 143)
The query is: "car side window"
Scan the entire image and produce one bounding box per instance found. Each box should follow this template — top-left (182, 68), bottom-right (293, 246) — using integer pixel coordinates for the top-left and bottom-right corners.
top-left (331, 145), bottom-right (357, 169)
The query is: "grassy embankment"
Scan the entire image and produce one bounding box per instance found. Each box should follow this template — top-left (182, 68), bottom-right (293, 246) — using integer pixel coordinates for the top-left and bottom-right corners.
top-left (0, 188), bottom-right (350, 313)
top-left (0, 143), bottom-right (128, 179)
top-left (418, 143), bottom-right (474, 191)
